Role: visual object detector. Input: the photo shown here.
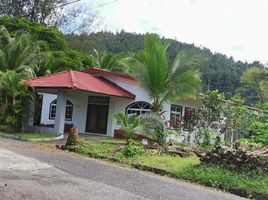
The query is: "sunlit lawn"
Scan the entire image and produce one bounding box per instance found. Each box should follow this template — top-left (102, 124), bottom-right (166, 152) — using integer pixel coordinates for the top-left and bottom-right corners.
top-left (13, 132), bottom-right (56, 139)
top-left (75, 136), bottom-right (268, 197)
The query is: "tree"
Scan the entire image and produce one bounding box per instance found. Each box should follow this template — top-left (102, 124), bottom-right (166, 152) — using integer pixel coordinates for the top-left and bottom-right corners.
top-left (196, 90), bottom-right (225, 146)
top-left (122, 34), bottom-right (205, 112)
top-left (67, 31), bottom-right (260, 96)
top-left (199, 90), bottom-right (225, 125)
top-left (224, 98), bottom-right (258, 146)
top-left (0, 17), bottom-right (93, 73)
top-left (0, 1), bottom-right (97, 33)
top-left (0, 71), bottom-right (33, 132)
top-left (259, 80), bottom-right (268, 100)
top-left (112, 112), bottom-right (141, 144)
top-left (236, 67), bottom-right (268, 105)
top-left (90, 49), bottom-right (127, 73)
top-left (0, 0), bottom-right (68, 24)
top-left (0, 25), bottom-right (45, 76)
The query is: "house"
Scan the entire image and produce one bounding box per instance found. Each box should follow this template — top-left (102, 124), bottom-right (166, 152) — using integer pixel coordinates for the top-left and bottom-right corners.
top-left (26, 68), bottom-right (202, 137)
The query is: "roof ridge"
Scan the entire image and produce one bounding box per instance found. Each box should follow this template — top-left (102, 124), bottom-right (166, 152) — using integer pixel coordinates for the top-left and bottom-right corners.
top-left (25, 70), bottom-right (70, 82)
top-left (69, 70), bottom-right (77, 89)
top-left (84, 67), bottom-right (136, 81)
top-left (98, 77), bottom-right (135, 98)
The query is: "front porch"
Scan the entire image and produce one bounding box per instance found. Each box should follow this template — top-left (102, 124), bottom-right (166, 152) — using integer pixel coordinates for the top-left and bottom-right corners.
top-left (26, 70), bottom-right (136, 137)
top-left (27, 89), bottom-right (134, 137)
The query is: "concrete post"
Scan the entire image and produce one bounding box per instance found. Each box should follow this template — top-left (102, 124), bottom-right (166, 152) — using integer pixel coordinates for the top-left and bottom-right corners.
top-left (54, 90), bottom-right (67, 135)
top-left (27, 99), bottom-right (35, 127)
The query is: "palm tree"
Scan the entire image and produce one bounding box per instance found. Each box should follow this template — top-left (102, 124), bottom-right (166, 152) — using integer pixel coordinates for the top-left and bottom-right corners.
top-left (0, 70), bottom-right (33, 132)
top-left (112, 112), bottom-right (141, 144)
top-left (122, 34), bottom-right (206, 112)
top-left (90, 49), bottom-right (127, 73)
top-left (0, 26), bottom-right (46, 131)
top-left (0, 26), bottom-right (46, 77)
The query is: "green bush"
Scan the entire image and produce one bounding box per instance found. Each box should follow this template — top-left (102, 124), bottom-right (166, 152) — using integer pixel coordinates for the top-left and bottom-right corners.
top-left (121, 139), bottom-right (145, 158)
top-left (198, 128), bottom-right (218, 148)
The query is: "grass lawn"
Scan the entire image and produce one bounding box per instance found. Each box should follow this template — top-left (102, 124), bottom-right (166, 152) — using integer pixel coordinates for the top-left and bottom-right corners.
top-left (128, 155), bottom-right (268, 197)
top-left (86, 136), bottom-right (126, 144)
top-left (74, 138), bottom-right (121, 157)
top-left (73, 137), bottom-right (268, 199)
top-left (6, 132), bottom-right (56, 139)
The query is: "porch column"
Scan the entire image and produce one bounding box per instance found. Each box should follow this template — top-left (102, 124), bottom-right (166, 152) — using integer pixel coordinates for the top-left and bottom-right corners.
top-left (54, 90), bottom-right (67, 135)
top-left (27, 97), bottom-right (35, 127)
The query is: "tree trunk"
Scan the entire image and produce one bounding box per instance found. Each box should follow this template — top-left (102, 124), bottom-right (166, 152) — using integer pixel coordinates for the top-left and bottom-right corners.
top-left (66, 127), bottom-right (80, 146)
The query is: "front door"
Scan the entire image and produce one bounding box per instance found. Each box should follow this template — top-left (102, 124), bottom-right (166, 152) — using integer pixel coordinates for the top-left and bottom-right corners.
top-left (85, 97), bottom-right (109, 134)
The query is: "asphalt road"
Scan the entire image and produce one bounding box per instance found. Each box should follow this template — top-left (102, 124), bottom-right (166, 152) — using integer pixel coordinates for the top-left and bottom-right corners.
top-left (0, 138), bottom-right (246, 200)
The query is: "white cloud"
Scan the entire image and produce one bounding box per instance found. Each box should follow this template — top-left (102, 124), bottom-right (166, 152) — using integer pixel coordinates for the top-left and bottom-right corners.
top-left (74, 0), bottom-right (268, 63)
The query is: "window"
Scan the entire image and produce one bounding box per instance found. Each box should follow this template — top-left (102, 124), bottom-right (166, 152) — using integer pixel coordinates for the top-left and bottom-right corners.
top-left (125, 101), bottom-right (152, 115)
top-left (170, 104), bottom-right (182, 120)
top-left (183, 107), bottom-right (197, 131)
top-left (49, 99), bottom-right (73, 121)
top-left (169, 104), bottom-right (183, 129)
top-left (184, 107), bottom-right (196, 118)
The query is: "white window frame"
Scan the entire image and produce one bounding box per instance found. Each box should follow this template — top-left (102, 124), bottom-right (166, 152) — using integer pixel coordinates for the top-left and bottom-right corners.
top-left (170, 104), bottom-right (182, 120)
top-left (125, 101), bottom-right (152, 115)
top-left (49, 99), bottom-right (73, 121)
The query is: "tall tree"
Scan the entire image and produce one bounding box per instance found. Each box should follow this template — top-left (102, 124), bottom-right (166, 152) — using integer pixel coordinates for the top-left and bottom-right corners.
top-left (0, 0), bottom-right (68, 24)
top-left (0, 70), bottom-right (32, 132)
top-left (90, 49), bottom-right (126, 72)
top-left (122, 34), bottom-right (205, 112)
top-left (0, 25), bottom-right (45, 77)
top-left (66, 31), bottom-right (260, 96)
top-left (236, 67), bottom-right (268, 105)
top-left (0, 17), bottom-right (93, 73)
top-left (0, 0), bottom-right (96, 33)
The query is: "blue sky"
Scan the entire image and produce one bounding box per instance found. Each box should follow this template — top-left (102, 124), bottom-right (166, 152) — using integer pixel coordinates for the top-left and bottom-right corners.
top-left (65, 0), bottom-right (268, 63)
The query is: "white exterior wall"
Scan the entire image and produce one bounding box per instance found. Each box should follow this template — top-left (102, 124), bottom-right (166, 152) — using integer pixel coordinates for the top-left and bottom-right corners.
top-left (39, 74), bottom-right (202, 137)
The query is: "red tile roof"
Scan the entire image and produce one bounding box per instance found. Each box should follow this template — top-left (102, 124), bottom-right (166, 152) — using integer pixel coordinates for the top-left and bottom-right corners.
top-left (84, 67), bottom-right (136, 81)
top-left (27, 70), bottom-right (135, 99)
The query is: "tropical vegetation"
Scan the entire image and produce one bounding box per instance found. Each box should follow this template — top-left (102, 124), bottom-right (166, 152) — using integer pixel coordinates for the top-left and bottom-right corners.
top-left (67, 31), bottom-right (264, 98)
top-left (122, 34), bottom-right (204, 112)
top-left (0, 12), bottom-right (268, 200)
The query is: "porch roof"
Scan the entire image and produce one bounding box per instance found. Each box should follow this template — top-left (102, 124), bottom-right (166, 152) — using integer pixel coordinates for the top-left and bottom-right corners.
top-left (26, 70), bottom-right (136, 99)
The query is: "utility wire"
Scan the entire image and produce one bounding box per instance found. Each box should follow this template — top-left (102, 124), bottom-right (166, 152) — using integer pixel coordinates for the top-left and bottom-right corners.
top-left (54, 0), bottom-right (82, 8)
top-left (55, 0), bottom-right (119, 10)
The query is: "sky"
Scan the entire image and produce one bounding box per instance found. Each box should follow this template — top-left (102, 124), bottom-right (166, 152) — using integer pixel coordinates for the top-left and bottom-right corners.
top-left (67, 0), bottom-right (268, 63)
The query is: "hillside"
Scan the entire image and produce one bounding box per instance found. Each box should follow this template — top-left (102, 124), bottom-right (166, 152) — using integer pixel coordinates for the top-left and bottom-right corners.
top-left (66, 31), bottom-right (263, 97)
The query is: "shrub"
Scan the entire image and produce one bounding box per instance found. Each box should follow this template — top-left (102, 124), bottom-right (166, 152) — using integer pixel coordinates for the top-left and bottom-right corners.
top-left (112, 113), bottom-right (141, 144)
top-left (141, 113), bottom-right (179, 145)
top-left (198, 128), bottom-right (219, 148)
top-left (121, 139), bottom-right (145, 158)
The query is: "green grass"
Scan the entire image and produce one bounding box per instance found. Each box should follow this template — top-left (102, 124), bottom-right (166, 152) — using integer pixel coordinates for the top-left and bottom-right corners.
top-left (13, 132), bottom-right (55, 139)
top-left (87, 136), bottom-right (126, 144)
top-left (71, 137), bottom-right (268, 198)
top-left (127, 154), bottom-right (268, 196)
top-left (75, 138), bottom-right (121, 156)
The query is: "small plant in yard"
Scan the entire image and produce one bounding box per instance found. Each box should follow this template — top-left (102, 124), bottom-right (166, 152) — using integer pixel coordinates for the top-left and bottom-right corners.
top-left (112, 112), bottom-right (141, 144)
top-left (224, 97), bottom-right (259, 147)
top-left (194, 90), bottom-right (224, 146)
top-left (141, 113), bottom-right (179, 145)
top-left (198, 128), bottom-right (218, 148)
top-left (121, 139), bottom-right (146, 158)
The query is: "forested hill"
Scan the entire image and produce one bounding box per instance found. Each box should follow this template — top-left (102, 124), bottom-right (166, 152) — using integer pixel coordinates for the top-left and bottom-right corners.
top-left (66, 31), bottom-right (263, 97)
